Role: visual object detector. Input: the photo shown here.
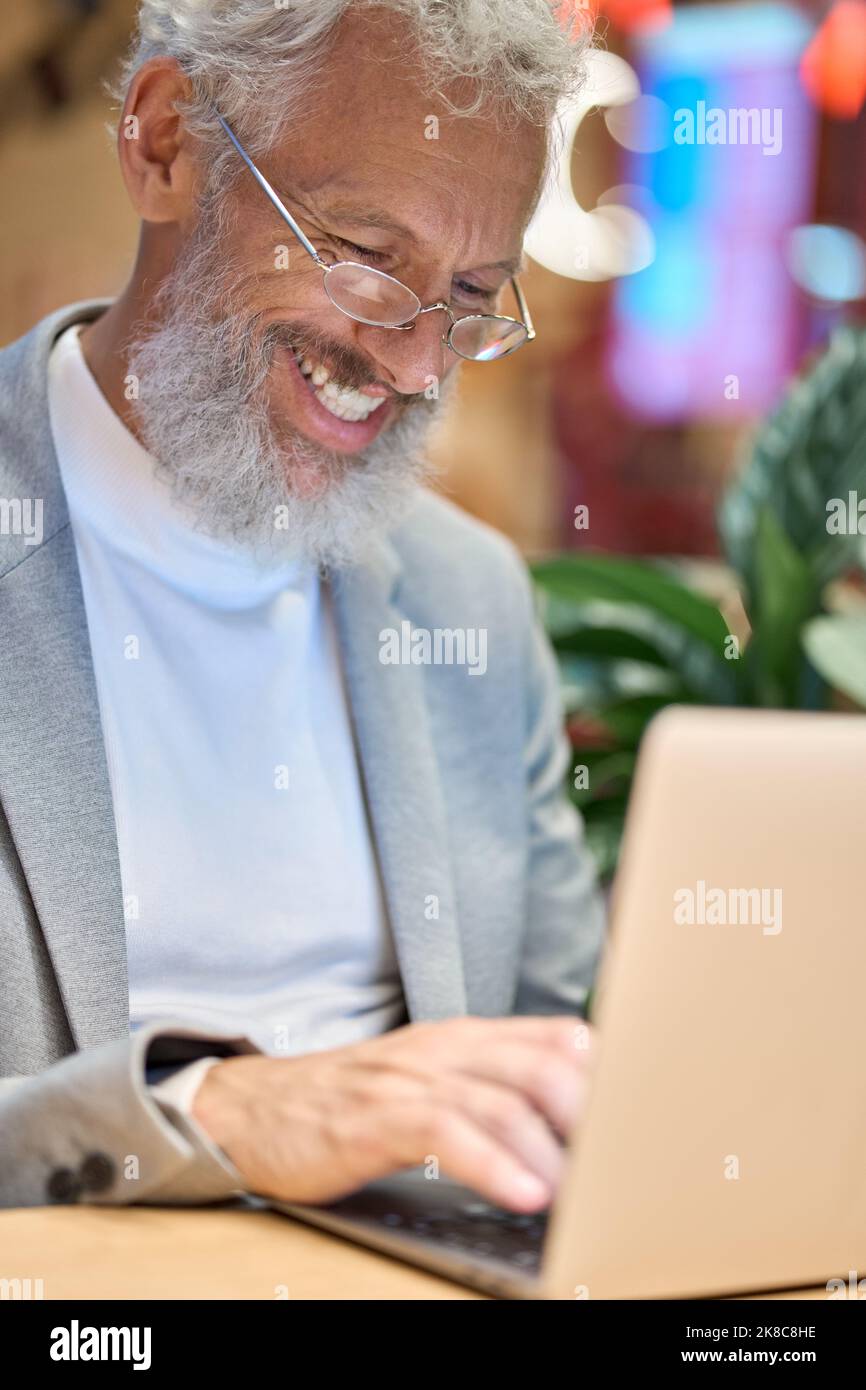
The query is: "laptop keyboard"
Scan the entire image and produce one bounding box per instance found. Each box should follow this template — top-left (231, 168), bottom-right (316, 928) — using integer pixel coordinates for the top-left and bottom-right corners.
top-left (392, 1201), bottom-right (548, 1272)
top-left (325, 1186), bottom-right (549, 1274)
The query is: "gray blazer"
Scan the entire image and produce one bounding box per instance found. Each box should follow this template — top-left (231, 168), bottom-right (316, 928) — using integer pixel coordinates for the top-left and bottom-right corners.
top-left (0, 302), bottom-right (604, 1209)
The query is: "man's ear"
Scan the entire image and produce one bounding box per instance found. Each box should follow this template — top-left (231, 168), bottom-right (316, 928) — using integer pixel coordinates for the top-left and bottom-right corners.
top-left (116, 57), bottom-right (201, 226)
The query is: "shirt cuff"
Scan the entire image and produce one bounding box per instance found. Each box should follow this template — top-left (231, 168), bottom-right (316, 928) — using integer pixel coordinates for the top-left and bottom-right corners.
top-left (149, 1057), bottom-right (242, 1186)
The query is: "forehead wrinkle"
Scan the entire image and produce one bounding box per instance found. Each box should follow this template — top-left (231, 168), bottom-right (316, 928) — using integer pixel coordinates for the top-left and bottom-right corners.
top-left (292, 134), bottom-right (531, 215)
top-left (274, 159), bottom-right (528, 277)
top-left (322, 198), bottom-right (524, 275)
top-left (312, 202), bottom-right (422, 246)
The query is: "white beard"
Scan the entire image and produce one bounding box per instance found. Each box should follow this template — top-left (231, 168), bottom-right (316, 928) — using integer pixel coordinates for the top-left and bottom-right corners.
top-left (125, 219), bottom-right (454, 571)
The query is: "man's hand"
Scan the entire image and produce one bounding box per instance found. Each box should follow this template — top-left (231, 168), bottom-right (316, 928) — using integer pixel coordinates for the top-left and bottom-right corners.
top-left (192, 1016), bottom-right (595, 1211)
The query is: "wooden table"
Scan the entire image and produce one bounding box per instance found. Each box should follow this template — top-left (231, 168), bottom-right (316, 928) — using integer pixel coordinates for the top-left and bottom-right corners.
top-left (0, 1205), bottom-right (830, 1300)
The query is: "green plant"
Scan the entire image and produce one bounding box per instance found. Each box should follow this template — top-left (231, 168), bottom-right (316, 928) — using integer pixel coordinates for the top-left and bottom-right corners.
top-left (532, 327), bottom-right (866, 879)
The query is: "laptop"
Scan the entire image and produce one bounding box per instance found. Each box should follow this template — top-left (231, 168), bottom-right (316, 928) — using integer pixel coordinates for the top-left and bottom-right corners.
top-left (277, 707), bottom-right (866, 1298)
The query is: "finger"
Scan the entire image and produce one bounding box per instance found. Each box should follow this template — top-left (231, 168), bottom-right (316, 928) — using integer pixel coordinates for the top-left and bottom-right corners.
top-left (450, 1036), bottom-right (593, 1140)
top-left (392, 1102), bottom-right (553, 1211)
top-left (366, 1015), bottom-right (593, 1078)
top-left (437, 1015), bottom-right (593, 1060)
top-left (355, 1016), bottom-right (594, 1143)
top-left (438, 1073), bottom-right (567, 1192)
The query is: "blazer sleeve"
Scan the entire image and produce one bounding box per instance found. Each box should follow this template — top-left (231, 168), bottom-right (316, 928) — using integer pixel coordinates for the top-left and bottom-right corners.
top-left (511, 559), bottom-right (607, 1018)
top-left (0, 1021), bottom-right (257, 1209)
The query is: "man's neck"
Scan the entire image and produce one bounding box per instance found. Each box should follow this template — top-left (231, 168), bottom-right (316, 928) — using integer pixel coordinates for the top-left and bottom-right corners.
top-left (78, 291), bottom-right (149, 443)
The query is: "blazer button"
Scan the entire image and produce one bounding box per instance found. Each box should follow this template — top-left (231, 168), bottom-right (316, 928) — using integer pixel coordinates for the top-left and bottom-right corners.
top-left (79, 1152), bottom-right (116, 1194)
top-left (46, 1166), bottom-right (84, 1203)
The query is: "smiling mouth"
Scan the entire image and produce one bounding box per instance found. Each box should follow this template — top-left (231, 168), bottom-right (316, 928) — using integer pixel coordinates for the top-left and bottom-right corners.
top-left (293, 349), bottom-right (389, 424)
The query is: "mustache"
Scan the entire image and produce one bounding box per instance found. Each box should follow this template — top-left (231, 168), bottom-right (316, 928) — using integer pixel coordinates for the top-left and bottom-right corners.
top-left (264, 319), bottom-right (428, 407)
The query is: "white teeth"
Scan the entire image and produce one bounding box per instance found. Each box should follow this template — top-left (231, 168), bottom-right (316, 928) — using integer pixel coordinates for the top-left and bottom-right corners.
top-left (294, 349), bottom-right (387, 423)
top-left (314, 387), bottom-right (385, 422)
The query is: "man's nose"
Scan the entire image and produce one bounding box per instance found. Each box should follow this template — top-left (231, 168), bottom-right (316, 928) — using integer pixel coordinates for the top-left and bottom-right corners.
top-left (357, 309), bottom-right (452, 397)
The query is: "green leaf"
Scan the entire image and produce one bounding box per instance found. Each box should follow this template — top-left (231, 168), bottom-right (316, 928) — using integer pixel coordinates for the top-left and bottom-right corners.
top-left (744, 508), bottom-right (819, 706)
top-left (580, 797), bottom-right (628, 882)
top-left (596, 693), bottom-right (685, 745)
top-left (802, 615), bottom-right (866, 708)
top-left (556, 654), bottom-right (683, 717)
top-left (548, 598), bottom-right (739, 705)
top-left (555, 625), bottom-right (671, 667)
top-left (532, 553), bottom-right (732, 655)
top-left (720, 326), bottom-right (866, 599)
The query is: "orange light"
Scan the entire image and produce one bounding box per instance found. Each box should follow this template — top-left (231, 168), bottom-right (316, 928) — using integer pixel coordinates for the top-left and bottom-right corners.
top-left (553, 0), bottom-right (672, 40)
top-left (600, 0), bottom-right (673, 33)
top-left (800, 0), bottom-right (866, 119)
top-left (553, 0), bottom-right (597, 42)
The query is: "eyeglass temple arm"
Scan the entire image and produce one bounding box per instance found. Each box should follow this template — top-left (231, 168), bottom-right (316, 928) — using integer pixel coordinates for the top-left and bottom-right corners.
top-left (216, 114), bottom-right (323, 266)
top-left (512, 275), bottom-right (536, 341)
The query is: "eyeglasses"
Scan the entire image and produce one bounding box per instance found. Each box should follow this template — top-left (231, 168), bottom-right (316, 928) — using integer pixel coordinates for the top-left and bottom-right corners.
top-left (216, 114), bottom-right (536, 363)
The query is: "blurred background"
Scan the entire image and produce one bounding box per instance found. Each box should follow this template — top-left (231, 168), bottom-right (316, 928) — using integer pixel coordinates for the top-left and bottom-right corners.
top-left (2, 0), bottom-right (866, 553)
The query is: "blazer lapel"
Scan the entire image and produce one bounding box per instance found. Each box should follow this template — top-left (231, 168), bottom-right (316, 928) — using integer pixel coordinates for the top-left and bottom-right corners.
top-left (331, 550), bottom-right (468, 1021)
top-left (0, 303), bottom-right (128, 1049)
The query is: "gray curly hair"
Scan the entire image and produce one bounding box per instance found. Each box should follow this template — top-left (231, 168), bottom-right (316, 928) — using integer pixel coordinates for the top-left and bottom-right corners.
top-left (113, 0), bottom-right (590, 182)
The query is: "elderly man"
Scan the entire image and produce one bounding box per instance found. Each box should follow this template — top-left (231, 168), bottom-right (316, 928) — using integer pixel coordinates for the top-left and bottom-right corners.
top-left (0, 1), bottom-right (603, 1215)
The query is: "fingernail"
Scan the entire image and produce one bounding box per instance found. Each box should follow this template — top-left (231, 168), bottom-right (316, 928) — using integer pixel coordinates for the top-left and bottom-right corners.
top-left (511, 1172), bottom-right (550, 1206)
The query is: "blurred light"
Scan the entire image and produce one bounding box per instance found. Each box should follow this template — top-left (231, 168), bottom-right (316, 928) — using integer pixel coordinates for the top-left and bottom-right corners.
top-left (584, 48), bottom-right (642, 107)
top-left (557, 0), bottom-right (674, 34)
top-left (637, 1), bottom-right (811, 64)
top-left (582, 206), bottom-right (655, 281)
top-left (553, 0), bottom-right (596, 43)
top-left (525, 51), bottom-right (655, 282)
top-left (600, 0), bottom-right (674, 33)
top-left (800, 1), bottom-right (866, 119)
top-left (786, 224), bottom-right (866, 302)
top-left (608, 2), bottom-right (818, 421)
top-left (598, 183), bottom-right (659, 214)
top-left (619, 219), bottom-right (712, 333)
top-left (605, 94), bottom-right (672, 152)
